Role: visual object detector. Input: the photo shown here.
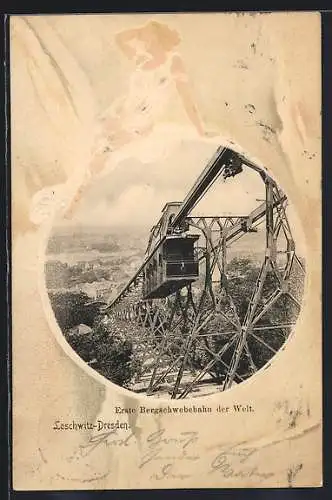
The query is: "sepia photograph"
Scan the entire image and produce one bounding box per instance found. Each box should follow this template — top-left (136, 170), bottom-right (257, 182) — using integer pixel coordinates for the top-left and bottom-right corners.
top-left (45, 143), bottom-right (306, 399)
top-left (10, 12), bottom-right (321, 489)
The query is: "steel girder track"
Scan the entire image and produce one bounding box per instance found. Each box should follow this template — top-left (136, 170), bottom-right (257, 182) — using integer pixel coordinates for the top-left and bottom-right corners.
top-left (108, 176), bottom-right (305, 398)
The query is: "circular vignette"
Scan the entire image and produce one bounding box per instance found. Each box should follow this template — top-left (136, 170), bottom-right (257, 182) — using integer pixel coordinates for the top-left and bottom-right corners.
top-left (37, 133), bottom-right (308, 404)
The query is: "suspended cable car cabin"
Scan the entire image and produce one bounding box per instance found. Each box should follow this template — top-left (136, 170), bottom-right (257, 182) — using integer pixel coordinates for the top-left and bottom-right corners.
top-left (142, 234), bottom-right (200, 300)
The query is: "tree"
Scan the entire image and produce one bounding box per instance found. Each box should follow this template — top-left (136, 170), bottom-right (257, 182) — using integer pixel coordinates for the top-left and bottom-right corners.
top-left (48, 290), bottom-right (141, 387)
top-left (48, 291), bottom-right (100, 331)
top-left (67, 320), bottom-right (140, 387)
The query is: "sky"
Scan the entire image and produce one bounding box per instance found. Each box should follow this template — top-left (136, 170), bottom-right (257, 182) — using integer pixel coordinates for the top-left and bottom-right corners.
top-left (58, 138), bottom-right (267, 230)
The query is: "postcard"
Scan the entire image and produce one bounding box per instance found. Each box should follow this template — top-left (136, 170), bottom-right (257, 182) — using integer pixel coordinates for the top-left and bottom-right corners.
top-left (10, 11), bottom-right (322, 489)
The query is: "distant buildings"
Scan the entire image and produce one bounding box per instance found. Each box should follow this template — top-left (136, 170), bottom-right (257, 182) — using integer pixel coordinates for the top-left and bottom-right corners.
top-left (45, 230), bottom-right (147, 306)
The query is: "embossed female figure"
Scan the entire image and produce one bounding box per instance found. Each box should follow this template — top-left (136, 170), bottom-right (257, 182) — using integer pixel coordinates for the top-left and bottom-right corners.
top-left (65, 20), bottom-right (218, 218)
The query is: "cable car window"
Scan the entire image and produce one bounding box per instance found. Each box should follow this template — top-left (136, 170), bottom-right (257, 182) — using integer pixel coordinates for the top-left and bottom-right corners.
top-left (164, 238), bottom-right (195, 261)
top-left (167, 214), bottom-right (174, 234)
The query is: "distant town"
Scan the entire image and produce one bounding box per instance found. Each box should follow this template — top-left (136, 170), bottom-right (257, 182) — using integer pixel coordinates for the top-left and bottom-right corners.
top-left (45, 225), bottom-right (148, 303)
top-left (45, 224), bottom-right (268, 304)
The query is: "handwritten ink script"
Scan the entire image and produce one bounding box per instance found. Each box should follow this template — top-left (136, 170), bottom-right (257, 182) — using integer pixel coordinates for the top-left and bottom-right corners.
top-left (209, 446), bottom-right (274, 481)
top-left (42, 425), bottom-right (275, 484)
top-left (138, 429), bottom-right (274, 482)
top-left (139, 429), bottom-right (200, 481)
